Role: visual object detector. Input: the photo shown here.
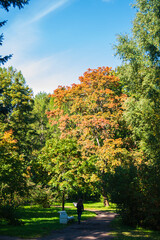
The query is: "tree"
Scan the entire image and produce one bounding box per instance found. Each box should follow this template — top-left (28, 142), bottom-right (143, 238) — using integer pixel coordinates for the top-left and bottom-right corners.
top-left (115, 0), bottom-right (160, 155)
top-left (0, 0), bottom-right (29, 64)
top-left (47, 67), bottom-right (127, 205)
top-left (114, 0), bottom-right (160, 229)
top-left (0, 67), bottom-right (35, 163)
top-left (38, 137), bottom-right (84, 210)
top-left (31, 92), bottom-right (51, 148)
top-left (0, 129), bottom-right (26, 202)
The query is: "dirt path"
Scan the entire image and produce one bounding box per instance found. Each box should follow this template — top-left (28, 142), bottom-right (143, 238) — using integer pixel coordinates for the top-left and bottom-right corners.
top-left (0, 211), bottom-right (117, 240)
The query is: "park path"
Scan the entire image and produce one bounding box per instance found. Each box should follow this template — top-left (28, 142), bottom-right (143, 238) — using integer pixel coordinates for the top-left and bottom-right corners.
top-left (0, 211), bottom-right (117, 240)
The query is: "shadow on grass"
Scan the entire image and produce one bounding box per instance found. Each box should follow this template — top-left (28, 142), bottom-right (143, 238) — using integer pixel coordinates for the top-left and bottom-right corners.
top-left (110, 215), bottom-right (160, 240)
top-left (0, 206), bottom-right (69, 238)
top-left (0, 205), bottom-right (96, 238)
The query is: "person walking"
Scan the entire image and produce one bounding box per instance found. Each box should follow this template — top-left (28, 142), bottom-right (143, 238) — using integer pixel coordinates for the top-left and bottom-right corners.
top-left (76, 198), bottom-right (84, 224)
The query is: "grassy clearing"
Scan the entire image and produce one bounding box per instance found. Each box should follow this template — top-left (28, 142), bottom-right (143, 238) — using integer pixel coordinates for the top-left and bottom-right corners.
top-left (0, 204), bottom-right (96, 238)
top-left (65, 201), bottom-right (116, 212)
top-left (84, 201), bottom-right (116, 212)
top-left (110, 215), bottom-right (160, 240)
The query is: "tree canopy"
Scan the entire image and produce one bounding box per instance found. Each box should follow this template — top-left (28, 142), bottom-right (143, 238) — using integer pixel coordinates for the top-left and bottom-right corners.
top-left (0, 67), bottom-right (35, 204)
top-left (112, 0), bottom-right (160, 229)
top-left (47, 67), bottom-right (127, 204)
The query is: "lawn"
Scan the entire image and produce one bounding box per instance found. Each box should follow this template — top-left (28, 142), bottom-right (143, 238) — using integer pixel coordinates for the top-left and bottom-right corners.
top-left (65, 201), bottom-right (116, 212)
top-left (0, 204), bottom-right (96, 238)
top-left (0, 202), bottom-right (160, 239)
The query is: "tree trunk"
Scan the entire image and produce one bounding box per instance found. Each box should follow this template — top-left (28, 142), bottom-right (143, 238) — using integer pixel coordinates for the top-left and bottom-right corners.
top-left (62, 191), bottom-right (65, 210)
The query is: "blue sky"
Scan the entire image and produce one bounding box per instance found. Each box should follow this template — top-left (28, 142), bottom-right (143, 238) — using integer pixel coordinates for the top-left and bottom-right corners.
top-left (0, 0), bottom-right (135, 95)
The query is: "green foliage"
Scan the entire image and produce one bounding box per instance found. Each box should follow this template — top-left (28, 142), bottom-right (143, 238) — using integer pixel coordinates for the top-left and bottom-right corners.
top-left (0, 203), bottom-right (22, 226)
top-left (0, 67), bottom-right (35, 161)
top-left (0, 130), bottom-right (27, 203)
top-left (0, 67), bottom-right (35, 208)
top-left (38, 138), bottom-right (83, 198)
top-left (47, 67), bottom-right (128, 206)
top-left (32, 92), bottom-right (51, 148)
top-left (29, 184), bottom-right (54, 208)
top-left (107, 160), bottom-right (160, 229)
top-left (107, 166), bottom-right (142, 226)
top-left (115, 0), bottom-right (160, 156)
top-left (38, 135), bottom-right (103, 208)
top-left (114, 0), bottom-right (160, 230)
top-left (68, 187), bottom-right (101, 202)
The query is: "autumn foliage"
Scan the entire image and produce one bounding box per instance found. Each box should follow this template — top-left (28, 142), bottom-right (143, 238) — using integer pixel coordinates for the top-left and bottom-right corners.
top-left (47, 67), bottom-right (128, 198)
top-left (48, 67), bottom-right (126, 157)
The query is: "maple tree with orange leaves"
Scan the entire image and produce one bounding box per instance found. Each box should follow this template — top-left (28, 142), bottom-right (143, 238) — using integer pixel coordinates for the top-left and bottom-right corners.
top-left (47, 67), bottom-right (128, 204)
top-left (48, 67), bottom-right (126, 149)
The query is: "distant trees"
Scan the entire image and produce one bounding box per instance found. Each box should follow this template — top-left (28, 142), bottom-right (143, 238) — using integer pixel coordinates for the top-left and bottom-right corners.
top-left (32, 92), bottom-right (51, 148)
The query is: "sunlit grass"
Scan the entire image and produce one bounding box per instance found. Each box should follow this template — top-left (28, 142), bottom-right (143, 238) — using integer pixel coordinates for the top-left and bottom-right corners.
top-left (0, 204), bottom-right (96, 238)
top-left (65, 201), bottom-right (116, 212)
top-left (1, 202), bottom-right (159, 239)
top-left (84, 201), bottom-right (116, 212)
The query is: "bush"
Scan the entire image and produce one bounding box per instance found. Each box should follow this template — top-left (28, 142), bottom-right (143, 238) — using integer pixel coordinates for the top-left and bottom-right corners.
top-left (29, 184), bottom-right (54, 208)
top-left (106, 165), bottom-right (143, 226)
top-left (0, 203), bottom-right (23, 226)
top-left (106, 164), bottom-right (160, 230)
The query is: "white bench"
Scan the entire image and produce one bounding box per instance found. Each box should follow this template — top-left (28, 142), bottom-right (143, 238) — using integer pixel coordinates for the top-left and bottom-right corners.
top-left (58, 210), bottom-right (74, 224)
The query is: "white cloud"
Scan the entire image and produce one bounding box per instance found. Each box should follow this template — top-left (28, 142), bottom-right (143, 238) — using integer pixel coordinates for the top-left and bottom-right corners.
top-left (15, 52), bottom-right (81, 95)
top-left (1, 0), bottom-right (79, 95)
top-left (29, 0), bottom-right (69, 24)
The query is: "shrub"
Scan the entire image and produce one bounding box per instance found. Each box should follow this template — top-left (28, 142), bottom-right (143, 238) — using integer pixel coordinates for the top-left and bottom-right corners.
top-left (29, 184), bottom-right (54, 208)
top-left (0, 203), bottom-right (23, 226)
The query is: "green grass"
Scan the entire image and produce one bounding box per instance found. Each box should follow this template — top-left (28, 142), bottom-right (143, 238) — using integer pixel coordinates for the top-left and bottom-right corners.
top-left (0, 204), bottom-right (96, 238)
top-left (110, 215), bottom-right (160, 240)
top-left (84, 201), bottom-right (116, 212)
top-left (65, 201), bottom-right (116, 212)
top-left (1, 202), bottom-right (159, 239)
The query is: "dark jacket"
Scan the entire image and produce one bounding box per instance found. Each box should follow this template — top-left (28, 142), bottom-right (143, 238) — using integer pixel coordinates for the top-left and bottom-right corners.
top-left (77, 202), bottom-right (84, 213)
